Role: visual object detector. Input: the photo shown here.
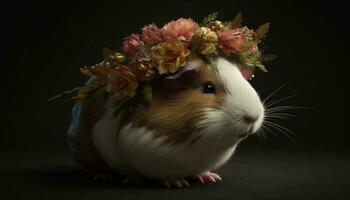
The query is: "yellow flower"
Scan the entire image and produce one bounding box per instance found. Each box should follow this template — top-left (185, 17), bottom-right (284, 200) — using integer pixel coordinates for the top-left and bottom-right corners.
top-left (206, 20), bottom-right (224, 31)
top-left (151, 40), bottom-right (190, 74)
top-left (196, 27), bottom-right (218, 54)
top-left (199, 43), bottom-right (216, 55)
top-left (106, 66), bottom-right (138, 100)
top-left (197, 27), bottom-right (218, 43)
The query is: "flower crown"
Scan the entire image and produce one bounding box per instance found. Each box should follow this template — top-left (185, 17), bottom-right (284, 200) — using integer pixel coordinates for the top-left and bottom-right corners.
top-left (49, 13), bottom-right (274, 105)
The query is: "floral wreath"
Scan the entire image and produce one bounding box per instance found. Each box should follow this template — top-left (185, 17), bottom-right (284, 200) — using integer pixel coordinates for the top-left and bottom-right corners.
top-left (48, 12), bottom-right (275, 107)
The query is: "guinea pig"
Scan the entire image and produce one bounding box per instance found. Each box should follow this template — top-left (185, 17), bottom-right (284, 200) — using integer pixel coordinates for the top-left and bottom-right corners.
top-left (67, 57), bottom-right (264, 187)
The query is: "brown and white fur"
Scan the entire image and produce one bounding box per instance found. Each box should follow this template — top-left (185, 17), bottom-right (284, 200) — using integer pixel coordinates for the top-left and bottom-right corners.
top-left (67, 57), bottom-right (264, 186)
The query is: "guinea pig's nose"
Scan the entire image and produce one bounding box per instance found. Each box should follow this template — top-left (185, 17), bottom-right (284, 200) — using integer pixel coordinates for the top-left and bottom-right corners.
top-left (243, 115), bottom-right (257, 124)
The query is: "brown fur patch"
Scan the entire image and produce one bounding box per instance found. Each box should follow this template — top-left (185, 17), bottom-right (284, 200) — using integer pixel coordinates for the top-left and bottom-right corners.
top-left (129, 59), bottom-right (226, 144)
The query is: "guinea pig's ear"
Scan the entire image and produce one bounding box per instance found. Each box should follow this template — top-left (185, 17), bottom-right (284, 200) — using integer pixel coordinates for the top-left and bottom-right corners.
top-left (163, 59), bottom-right (203, 89)
top-left (236, 62), bottom-right (255, 80)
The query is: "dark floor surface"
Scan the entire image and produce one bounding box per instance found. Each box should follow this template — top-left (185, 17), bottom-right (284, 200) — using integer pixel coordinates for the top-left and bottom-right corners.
top-left (1, 149), bottom-right (349, 200)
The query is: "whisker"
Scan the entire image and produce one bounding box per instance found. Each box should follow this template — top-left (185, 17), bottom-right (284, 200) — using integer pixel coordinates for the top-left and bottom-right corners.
top-left (259, 128), bottom-right (268, 143)
top-left (256, 127), bottom-right (268, 143)
top-left (264, 93), bottom-right (298, 109)
top-left (262, 81), bottom-right (289, 104)
top-left (264, 121), bottom-right (295, 135)
top-left (259, 82), bottom-right (309, 149)
top-left (261, 124), bottom-right (276, 136)
top-left (265, 113), bottom-right (297, 118)
top-left (264, 113), bottom-right (297, 120)
top-left (265, 116), bottom-right (291, 120)
top-left (265, 106), bottom-right (313, 113)
top-left (263, 121), bottom-right (300, 148)
top-left (264, 123), bottom-right (295, 143)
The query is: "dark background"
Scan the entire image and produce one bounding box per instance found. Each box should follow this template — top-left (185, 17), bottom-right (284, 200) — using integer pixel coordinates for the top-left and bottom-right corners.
top-left (1, 0), bottom-right (349, 199)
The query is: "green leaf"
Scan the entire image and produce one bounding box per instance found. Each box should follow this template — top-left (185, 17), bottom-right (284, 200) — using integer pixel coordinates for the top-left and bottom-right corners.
top-left (238, 51), bottom-right (268, 72)
top-left (231, 12), bottom-right (242, 28)
top-left (203, 12), bottom-right (218, 24)
top-left (238, 51), bottom-right (257, 64)
top-left (46, 87), bottom-right (82, 103)
top-left (143, 84), bottom-right (153, 102)
top-left (254, 60), bottom-right (268, 72)
top-left (255, 23), bottom-right (270, 41)
top-left (222, 21), bottom-right (233, 28)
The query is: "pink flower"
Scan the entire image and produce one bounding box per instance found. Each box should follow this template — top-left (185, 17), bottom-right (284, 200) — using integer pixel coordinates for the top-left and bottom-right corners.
top-left (217, 29), bottom-right (248, 54)
top-left (141, 24), bottom-right (163, 45)
top-left (122, 34), bottom-right (144, 54)
top-left (161, 18), bottom-right (199, 42)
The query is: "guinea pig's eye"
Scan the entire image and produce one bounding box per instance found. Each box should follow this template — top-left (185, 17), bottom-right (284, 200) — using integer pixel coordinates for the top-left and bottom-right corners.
top-left (202, 81), bottom-right (216, 94)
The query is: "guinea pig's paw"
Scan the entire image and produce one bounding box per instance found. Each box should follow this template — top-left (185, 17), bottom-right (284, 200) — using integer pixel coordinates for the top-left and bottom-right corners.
top-left (93, 172), bottom-right (113, 182)
top-left (162, 178), bottom-right (190, 188)
top-left (196, 171), bottom-right (222, 183)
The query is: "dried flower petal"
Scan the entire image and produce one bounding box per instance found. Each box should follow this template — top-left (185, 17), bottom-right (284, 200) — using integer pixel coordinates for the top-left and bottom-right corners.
top-left (207, 20), bottom-right (224, 31)
top-left (196, 27), bottom-right (218, 54)
top-left (106, 66), bottom-right (138, 100)
top-left (102, 48), bottom-right (126, 63)
top-left (80, 64), bottom-right (112, 78)
top-left (141, 24), bottom-right (163, 45)
top-left (161, 18), bottom-right (199, 42)
top-left (151, 40), bottom-right (190, 74)
top-left (133, 62), bottom-right (156, 81)
top-left (217, 29), bottom-right (248, 54)
top-left (122, 34), bottom-right (144, 55)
